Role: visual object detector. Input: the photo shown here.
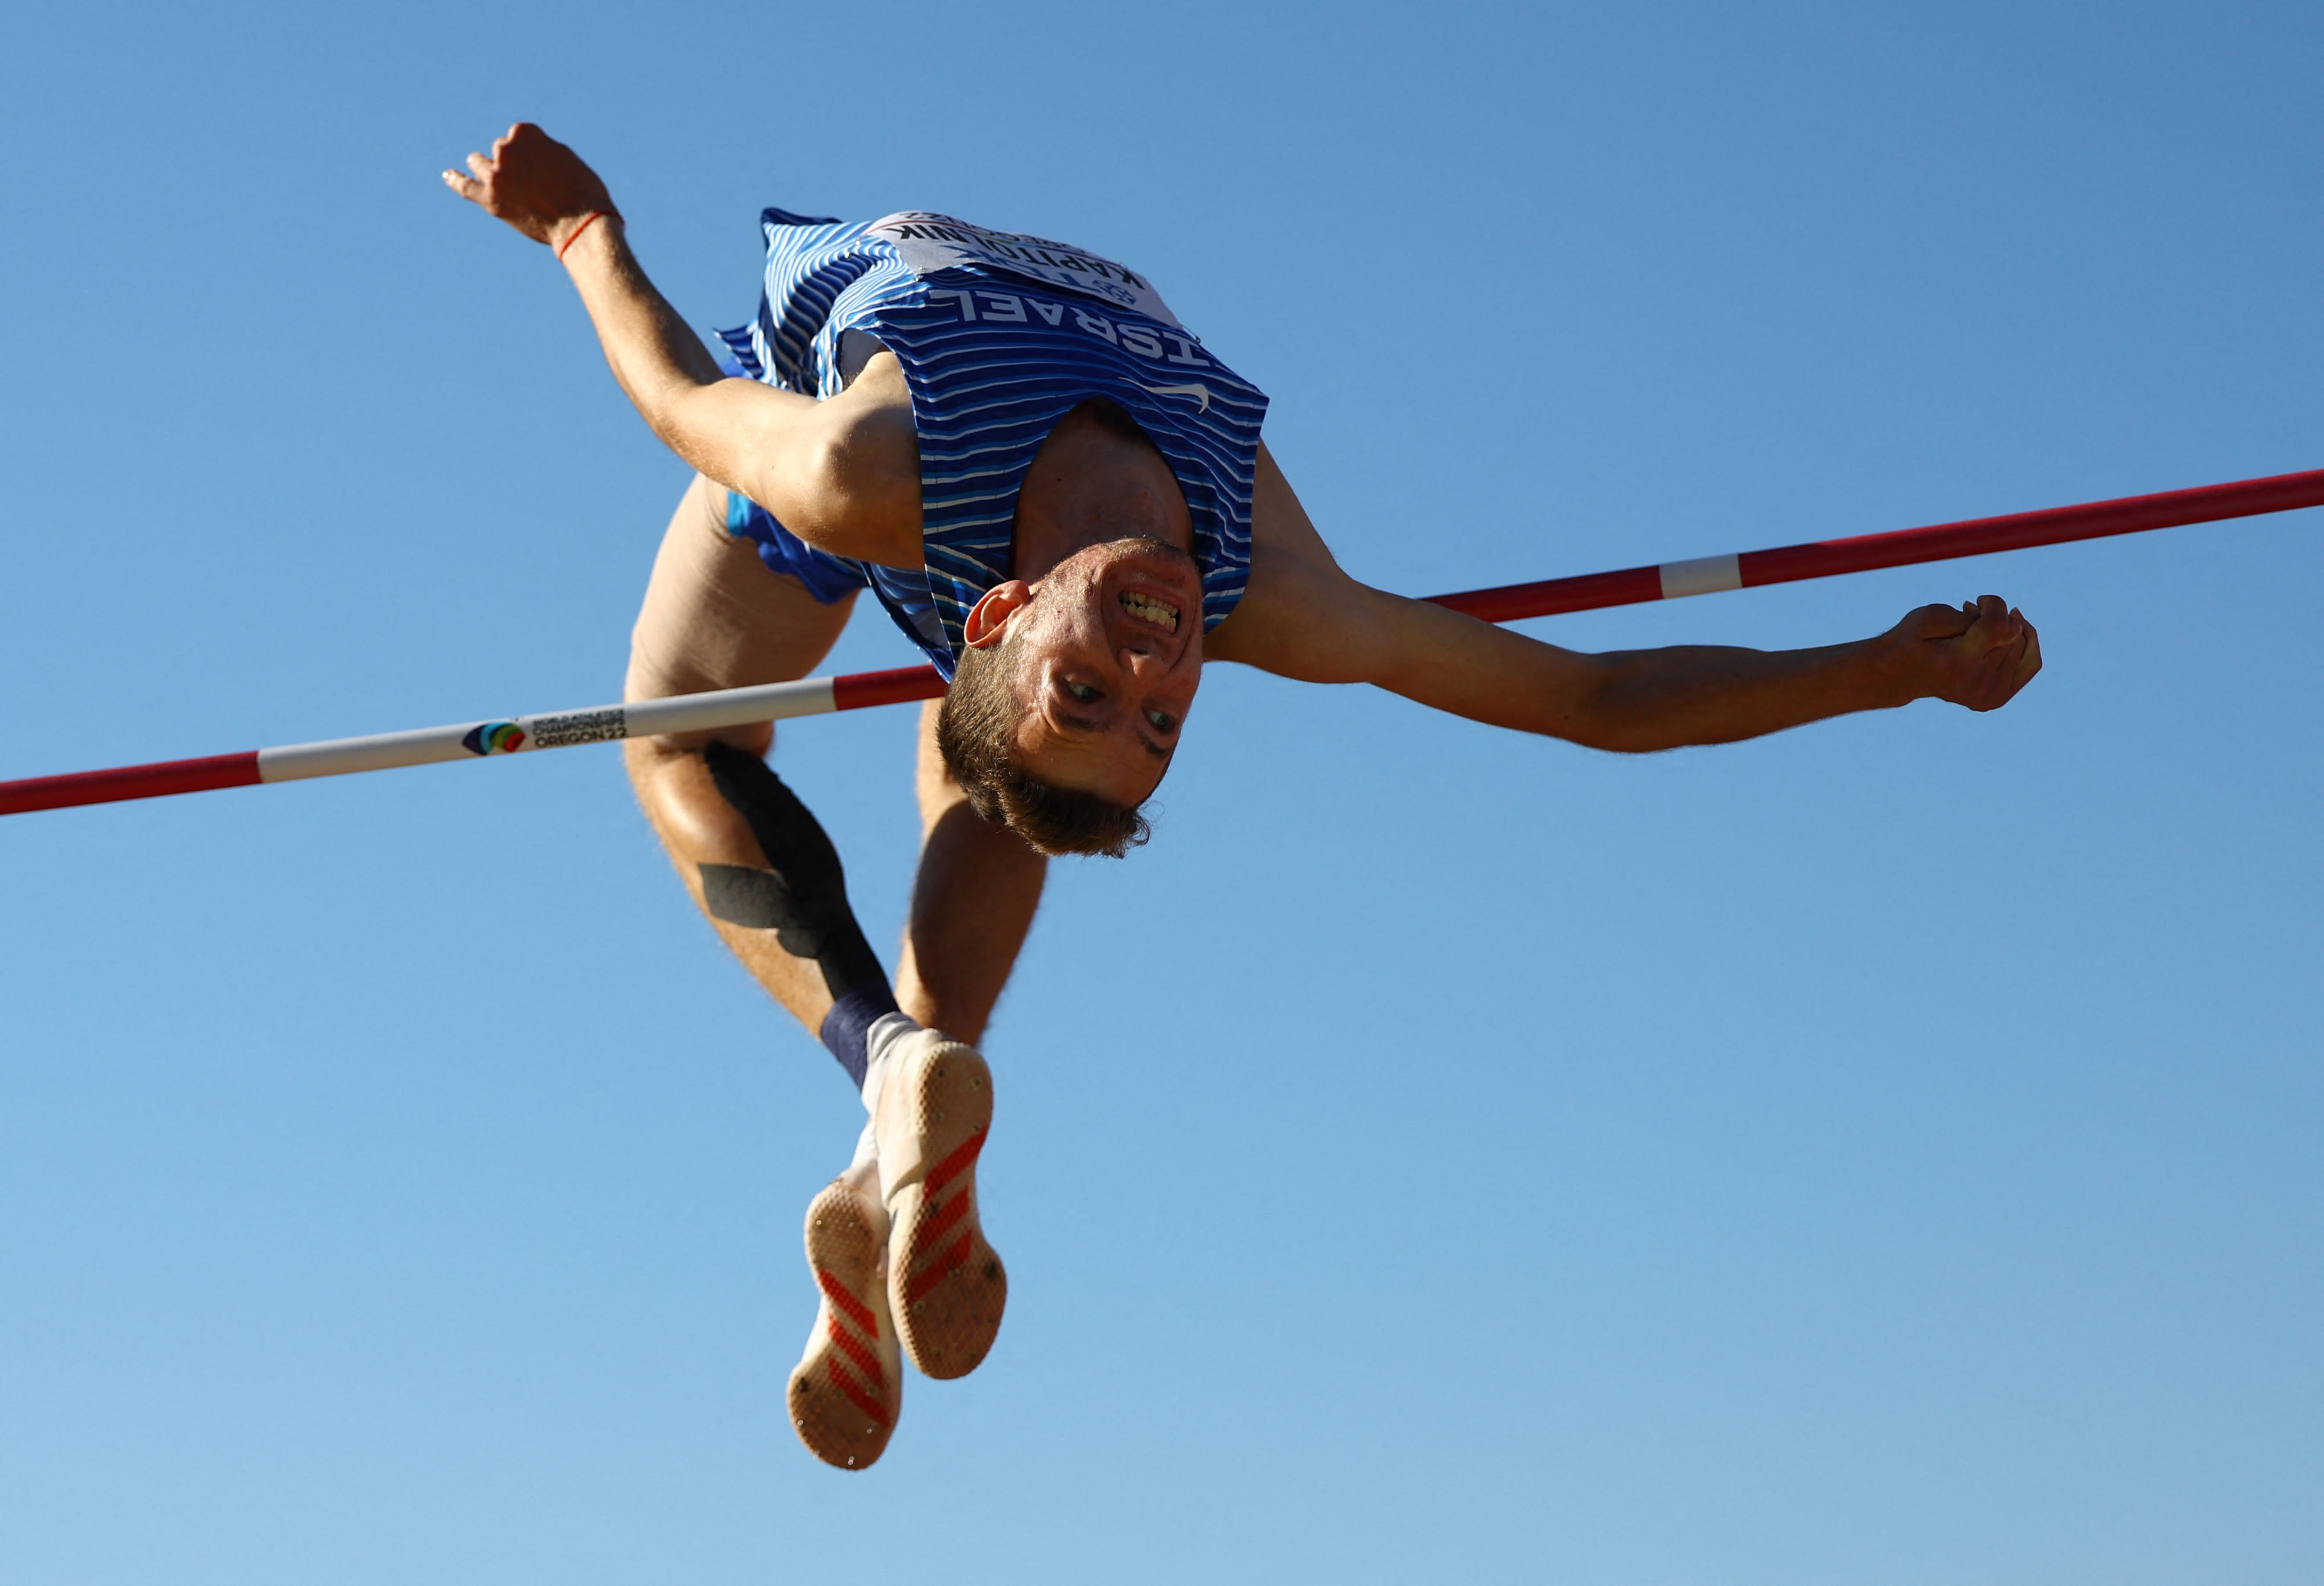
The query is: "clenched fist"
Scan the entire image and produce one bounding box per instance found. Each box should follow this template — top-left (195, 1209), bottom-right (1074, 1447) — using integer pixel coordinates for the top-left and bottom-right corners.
top-left (443, 122), bottom-right (618, 253)
top-left (1879, 595), bottom-right (2043, 712)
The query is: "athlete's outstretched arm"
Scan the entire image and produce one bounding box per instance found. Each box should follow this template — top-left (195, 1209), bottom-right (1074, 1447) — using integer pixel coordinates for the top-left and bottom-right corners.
top-left (1207, 443), bottom-right (2042, 751)
top-left (443, 122), bottom-right (921, 568)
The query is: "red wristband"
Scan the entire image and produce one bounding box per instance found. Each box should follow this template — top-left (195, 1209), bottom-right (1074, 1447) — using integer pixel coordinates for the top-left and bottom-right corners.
top-left (555, 209), bottom-right (615, 261)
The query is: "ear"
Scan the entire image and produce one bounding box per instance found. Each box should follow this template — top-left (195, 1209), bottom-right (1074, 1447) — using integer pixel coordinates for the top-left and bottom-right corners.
top-left (962, 580), bottom-right (1034, 648)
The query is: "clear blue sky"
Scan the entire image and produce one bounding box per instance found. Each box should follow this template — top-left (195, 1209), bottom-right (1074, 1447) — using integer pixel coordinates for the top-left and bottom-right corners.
top-left (3, 2), bottom-right (2318, 1581)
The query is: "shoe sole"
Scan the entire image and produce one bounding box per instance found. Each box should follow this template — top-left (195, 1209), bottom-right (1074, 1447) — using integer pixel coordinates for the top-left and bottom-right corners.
top-left (885, 1044), bottom-right (1006, 1380)
top-left (786, 1179), bottom-right (901, 1470)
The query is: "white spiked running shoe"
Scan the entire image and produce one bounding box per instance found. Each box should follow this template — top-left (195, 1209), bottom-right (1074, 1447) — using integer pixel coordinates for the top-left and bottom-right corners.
top-left (785, 1164), bottom-right (903, 1470)
top-left (867, 1025), bottom-right (1007, 1380)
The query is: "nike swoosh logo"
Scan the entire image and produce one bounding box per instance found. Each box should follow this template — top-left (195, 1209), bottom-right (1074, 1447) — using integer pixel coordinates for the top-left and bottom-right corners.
top-left (1136, 382), bottom-right (1210, 413)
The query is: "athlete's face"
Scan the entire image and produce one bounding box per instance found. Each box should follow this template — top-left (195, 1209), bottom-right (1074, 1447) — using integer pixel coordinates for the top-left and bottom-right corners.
top-left (959, 538), bottom-right (1204, 806)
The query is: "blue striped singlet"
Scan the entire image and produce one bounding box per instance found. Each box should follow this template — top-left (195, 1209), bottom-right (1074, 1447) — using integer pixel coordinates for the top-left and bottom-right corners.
top-left (714, 210), bottom-right (1269, 680)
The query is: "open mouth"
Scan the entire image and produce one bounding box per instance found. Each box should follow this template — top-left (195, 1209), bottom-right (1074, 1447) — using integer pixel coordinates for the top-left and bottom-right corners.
top-left (1118, 590), bottom-right (1181, 631)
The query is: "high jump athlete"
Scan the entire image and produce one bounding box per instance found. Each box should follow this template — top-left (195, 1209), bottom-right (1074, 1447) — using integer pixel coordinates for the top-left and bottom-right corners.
top-left (445, 122), bottom-right (2040, 1469)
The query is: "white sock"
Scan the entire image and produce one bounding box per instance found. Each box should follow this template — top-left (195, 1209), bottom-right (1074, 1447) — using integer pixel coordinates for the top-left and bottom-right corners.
top-left (858, 1011), bottom-right (921, 1121)
top-left (841, 1119), bottom-right (880, 1199)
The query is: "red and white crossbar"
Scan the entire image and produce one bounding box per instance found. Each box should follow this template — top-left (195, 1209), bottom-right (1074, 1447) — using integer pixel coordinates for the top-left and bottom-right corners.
top-left (6, 463), bottom-right (2321, 818)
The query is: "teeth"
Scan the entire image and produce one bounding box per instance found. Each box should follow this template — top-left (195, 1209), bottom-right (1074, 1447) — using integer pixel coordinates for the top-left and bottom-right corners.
top-left (1120, 591), bottom-right (1179, 631)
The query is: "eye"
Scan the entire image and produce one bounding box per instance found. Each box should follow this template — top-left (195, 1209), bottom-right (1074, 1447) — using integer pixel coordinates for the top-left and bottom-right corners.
top-left (1145, 708), bottom-right (1177, 732)
top-left (1065, 681), bottom-right (1100, 703)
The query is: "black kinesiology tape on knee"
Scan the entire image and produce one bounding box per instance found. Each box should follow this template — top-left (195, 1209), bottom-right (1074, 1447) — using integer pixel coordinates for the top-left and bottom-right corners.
top-left (697, 741), bottom-right (895, 1009)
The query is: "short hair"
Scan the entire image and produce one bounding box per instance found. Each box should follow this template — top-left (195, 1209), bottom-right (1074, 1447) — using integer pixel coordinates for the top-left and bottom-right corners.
top-left (935, 629), bottom-right (1152, 859)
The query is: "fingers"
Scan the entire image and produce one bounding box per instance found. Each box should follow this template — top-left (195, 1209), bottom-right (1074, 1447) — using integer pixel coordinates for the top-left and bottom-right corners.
top-left (1903, 601), bottom-right (1974, 640)
top-left (1964, 605), bottom-right (2042, 711)
top-left (1964, 594), bottom-right (2026, 650)
top-left (443, 126), bottom-right (609, 247)
top-left (1908, 592), bottom-right (2041, 711)
top-left (2012, 609), bottom-right (2043, 687)
top-left (1916, 596), bottom-right (2027, 651)
top-left (446, 148), bottom-right (503, 209)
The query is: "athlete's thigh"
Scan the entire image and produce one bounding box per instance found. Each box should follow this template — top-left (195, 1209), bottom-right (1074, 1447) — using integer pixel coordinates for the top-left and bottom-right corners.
top-left (626, 472), bottom-right (858, 708)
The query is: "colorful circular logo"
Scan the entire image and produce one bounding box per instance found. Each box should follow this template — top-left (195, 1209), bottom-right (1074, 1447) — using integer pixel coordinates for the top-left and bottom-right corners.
top-left (461, 721), bottom-right (528, 756)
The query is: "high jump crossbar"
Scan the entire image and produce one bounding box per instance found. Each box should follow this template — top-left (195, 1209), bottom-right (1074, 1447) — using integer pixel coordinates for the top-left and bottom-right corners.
top-left (5, 464), bottom-right (2319, 819)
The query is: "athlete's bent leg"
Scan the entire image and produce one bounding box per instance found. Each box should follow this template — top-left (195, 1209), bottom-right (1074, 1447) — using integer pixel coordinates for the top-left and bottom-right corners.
top-left (623, 473), bottom-right (866, 1040)
top-left (625, 475), bottom-right (912, 1467)
top-left (621, 475), bottom-right (1012, 1455)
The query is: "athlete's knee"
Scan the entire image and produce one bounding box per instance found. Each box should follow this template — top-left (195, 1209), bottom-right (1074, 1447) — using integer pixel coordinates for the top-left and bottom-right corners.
top-left (623, 722), bottom-right (773, 778)
top-left (692, 740), bottom-right (888, 1001)
top-left (629, 735), bottom-right (902, 1089)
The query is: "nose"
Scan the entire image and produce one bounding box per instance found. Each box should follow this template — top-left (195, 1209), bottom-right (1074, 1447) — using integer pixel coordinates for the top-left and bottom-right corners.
top-left (1117, 639), bottom-right (1163, 674)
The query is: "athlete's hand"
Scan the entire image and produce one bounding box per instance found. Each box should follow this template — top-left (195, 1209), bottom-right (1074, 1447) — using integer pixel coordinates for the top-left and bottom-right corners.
top-left (442, 122), bottom-right (616, 252)
top-left (1881, 594), bottom-right (2042, 711)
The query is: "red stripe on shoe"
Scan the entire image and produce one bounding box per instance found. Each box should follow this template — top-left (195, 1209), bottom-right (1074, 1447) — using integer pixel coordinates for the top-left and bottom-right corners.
top-left (923, 1128), bottom-right (988, 1196)
top-left (906, 1230), bottom-right (974, 1302)
top-left (816, 1268), bottom-right (880, 1337)
top-left (916, 1186), bottom-right (973, 1249)
top-left (825, 1313), bottom-right (886, 1386)
top-left (827, 1359), bottom-right (892, 1427)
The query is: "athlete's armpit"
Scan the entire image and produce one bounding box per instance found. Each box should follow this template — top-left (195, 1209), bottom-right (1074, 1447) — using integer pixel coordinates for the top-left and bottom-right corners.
top-left (1203, 442), bottom-right (1397, 684)
top-left (752, 352), bottom-right (925, 570)
top-left (694, 353), bottom-right (924, 572)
